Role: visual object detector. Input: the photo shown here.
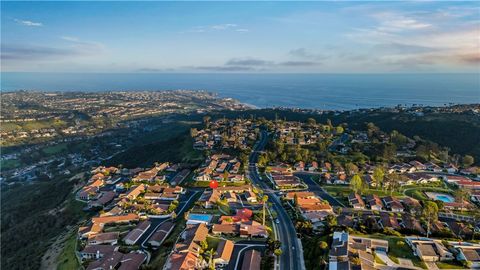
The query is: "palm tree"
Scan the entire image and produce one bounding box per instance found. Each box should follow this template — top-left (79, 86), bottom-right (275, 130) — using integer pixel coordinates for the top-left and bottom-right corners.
top-left (204, 248), bottom-right (216, 270)
top-left (262, 195), bottom-right (268, 226)
top-left (422, 201), bottom-right (438, 238)
top-left (455, 189), bottom-right (470, 213)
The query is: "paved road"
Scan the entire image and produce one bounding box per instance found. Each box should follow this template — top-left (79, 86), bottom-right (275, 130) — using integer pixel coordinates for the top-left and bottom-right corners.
top-left (248, 130), bottom-right (304, 270)
top-left (295, 173), bottom-right (345, 207)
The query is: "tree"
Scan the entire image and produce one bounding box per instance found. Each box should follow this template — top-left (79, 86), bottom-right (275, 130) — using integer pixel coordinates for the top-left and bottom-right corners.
top-left (223, 171), bottom-right (229, 182)
top-left (325, 214), bottom-right (337, 232)
top-left (422, 201), bottom-right (438, 238)
top-left (204, 248), bottom-right (216, 270)
top-left (345, 162), bottom-right (359, 176)
top-left (335, 126), bottom-right (344, 134)
top-left (319, 241), bottom-right (328, 250)
top-left (350, 174), bottom-right (365, 195)
top-left (190, 128), bottom-right (198, 137)
top-left (366, 122), bottom-right (379, 138)
top-left (262, 195), bottom-right (268, 226)
top-left (307, 118), bottom-right (316, 126)
top-left (200, 240), bottom-right (208, 251)
top-left (373, 167), bottom-right (384, 189)
top-left (455, 189), bottom-right (470, 213)
top-left (462, 155), bottom-right (475, 168)
top-left (274, 248), bottom-right (283, 256)
top-left (203, 115), bottom-right (211, 128)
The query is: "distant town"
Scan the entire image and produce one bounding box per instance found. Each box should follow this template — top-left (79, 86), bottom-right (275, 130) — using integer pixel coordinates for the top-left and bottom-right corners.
top-left (0, 90), bottom-right (249, 145)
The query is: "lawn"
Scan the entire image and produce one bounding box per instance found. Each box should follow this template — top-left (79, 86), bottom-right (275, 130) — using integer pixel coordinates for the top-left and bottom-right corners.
top-left (206, 236), bottom-right (222, 251)
top-left (103, 224), bottom-right (136, 233)
top-left (322, 185), bottom-right (404, 202)
top-left (0, 159), bottom-right (22, 170)
top-left (56, 231), bottom-right (80, 270)
top-left (404, 187), bottom-right (453, 201)
top-left (43, 143), bottom-right (68, 155)
top-left (436, 261), bottom-right (468, 269)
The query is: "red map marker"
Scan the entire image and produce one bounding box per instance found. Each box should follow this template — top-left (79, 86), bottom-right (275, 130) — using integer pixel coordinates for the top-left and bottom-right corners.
top-left (209, 180), bottom-right (219, 189)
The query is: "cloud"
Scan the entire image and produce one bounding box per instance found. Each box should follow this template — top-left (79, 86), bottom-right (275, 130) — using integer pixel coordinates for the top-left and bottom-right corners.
top-left (2, 37), bottom-right (104, 62)
top-left (288, 48), bottom-right (326, 61)
top-left (1, 44), bottom-right (79, 60)
top-left (14, 19), bottom-right (43, 27)
top-left (457, 53), bottom-right (480, 64)
top-left (188, 65), bottom-right (256, 72)
top-left (60, 36), bottom-right (105, 53)
top-left (184, 23), bottom-right (247, 33)
top-left (136, 68), bottom-right (175, 72)
top-left (373, 12), bottom-right (432, 32)
top-left (211, 24), bottom-right (237, 30)
top-left (278, 61), bottom-right (320, 66)
top-left (372, 42), bottom-right (440, 54)
top-left (226, 58), bottom-right (273, 66)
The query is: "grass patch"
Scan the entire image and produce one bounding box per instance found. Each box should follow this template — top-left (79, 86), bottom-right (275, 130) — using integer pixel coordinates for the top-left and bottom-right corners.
top-left (0, 159), bottom-right (22, 170)
top-left (43, 143), bottom-right (68, 155)
top-left (206, 236), bottom-right (221, 251)
top-left (103, 224), bottom-right (136, 233)
top-left (374, 254), bottom-right (386, 265)
top-left (404, 187), bottom-right (453, 201)
top-left (56, 231), bottom-right (80, 270)
top-left (323, 185), bottom-right (404, 198)
top-left (436, 261), bottom-right (468, 269)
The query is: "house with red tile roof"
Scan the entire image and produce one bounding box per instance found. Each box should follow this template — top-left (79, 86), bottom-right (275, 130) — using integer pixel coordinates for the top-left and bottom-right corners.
top-left (87, 232), bottom-right (119, 245)
top-left (214, 239), bottom-right (234, 267)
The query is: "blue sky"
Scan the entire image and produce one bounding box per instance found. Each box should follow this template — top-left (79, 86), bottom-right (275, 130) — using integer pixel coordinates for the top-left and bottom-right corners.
top-left (1, 1), bottom-right (479, 73)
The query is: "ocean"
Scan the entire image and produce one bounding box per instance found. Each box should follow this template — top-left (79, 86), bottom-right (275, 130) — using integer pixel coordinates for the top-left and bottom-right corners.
top-left (1, 73), bottom-right (479, 110)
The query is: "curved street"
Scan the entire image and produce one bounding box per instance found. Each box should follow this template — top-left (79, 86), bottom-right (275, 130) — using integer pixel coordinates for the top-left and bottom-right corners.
top-left (248, 130), bottom-right (305, 270)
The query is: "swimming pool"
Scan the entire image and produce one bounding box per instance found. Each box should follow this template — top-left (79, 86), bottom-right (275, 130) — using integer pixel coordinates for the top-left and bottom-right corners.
top-left (187, 214), bottom-right (213, 224)
top-left (425, 192), bottom-right (454, 203)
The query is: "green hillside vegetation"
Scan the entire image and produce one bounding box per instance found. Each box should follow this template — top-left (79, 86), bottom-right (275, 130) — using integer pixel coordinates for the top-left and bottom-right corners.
top-left (106, 124), bottom-right (203, 168)
top-left (206, 109), bottom-right (480, 163)
top-left (1, 176), bottom-right (88, 270)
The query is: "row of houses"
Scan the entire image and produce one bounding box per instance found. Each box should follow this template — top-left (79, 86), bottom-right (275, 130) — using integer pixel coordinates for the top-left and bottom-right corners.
top-left (212, 208), bottom-right (269, 238)
top-left (192, 118), bottom-right (257, 150)
top-left (348, 193), bottom-right (423, 213)
top-left (285, 191), bottom-right (334, 228)
top-left (267, 165), bottom-right (305, 190)
top-left (198, 185), bottom-right (257, 208)
top-left (195, 154), bottom-right (245, 182)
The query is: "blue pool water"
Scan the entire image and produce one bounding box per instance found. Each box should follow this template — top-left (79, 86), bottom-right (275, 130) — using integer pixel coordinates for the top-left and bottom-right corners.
top-left (188, 214), bottom-right (213, 222)
top-left (435, 195), bottom-right (454, 203)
